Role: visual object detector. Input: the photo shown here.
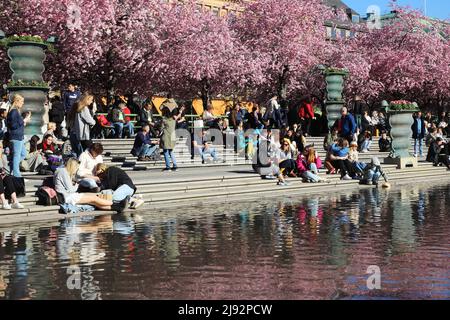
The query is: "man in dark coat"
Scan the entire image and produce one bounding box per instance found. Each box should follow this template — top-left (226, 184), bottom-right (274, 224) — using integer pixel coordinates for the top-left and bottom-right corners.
top-left (411, 111), bottom-right (426, 157)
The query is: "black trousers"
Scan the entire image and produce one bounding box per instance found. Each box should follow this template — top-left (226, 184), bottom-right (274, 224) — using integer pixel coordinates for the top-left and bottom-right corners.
top-left (279, 159), bottom-right (296, 174)
top-left (0, 175), bottom-right (17, 199)
top-left (332, 159), bottom-right (355, 177)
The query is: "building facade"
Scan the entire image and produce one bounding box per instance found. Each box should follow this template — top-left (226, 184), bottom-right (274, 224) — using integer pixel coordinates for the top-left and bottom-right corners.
top-left (197, 0), bottom-right (361, 40)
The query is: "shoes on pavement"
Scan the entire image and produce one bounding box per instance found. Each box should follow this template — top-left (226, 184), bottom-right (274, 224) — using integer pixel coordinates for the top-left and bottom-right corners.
top-left (11, 202), bottom-right (25, 209)
top-left (341, 174), bottom-right (352, 180)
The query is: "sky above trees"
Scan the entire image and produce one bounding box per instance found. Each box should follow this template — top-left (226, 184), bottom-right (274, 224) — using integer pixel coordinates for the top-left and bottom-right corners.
top-left (344, 0), bottom-right (449, 20)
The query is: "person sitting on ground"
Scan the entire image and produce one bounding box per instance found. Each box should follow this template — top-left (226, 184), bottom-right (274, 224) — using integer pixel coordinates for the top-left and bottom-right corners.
top-left (426, 137), bottom-right (450, 169)
top-left (348, 141), bottom-right (367, 176)
top-left (122, 102), bottom-right (135, 137)
top-left (360, 157), bottom-right (390, 187)
top-left (43, 122), bottom-right (63, 145)
top-left (20, 135), bottom-right (46, 173)
top-left (296, 146), bottom-right (327, 183)
top-left (436, 127), bottom-right (445, 140)
top-left (54, 158), bottom-right (128, 212)
top-left (112, 103), bottom-right (134, 138)
top-left (294, 127), bottom-right (307, 154)
top-left (275, 138), bottom-right (297, 177)
top-left (76, 143), bottom-right (104, 192)
top-left (379, 131), bottom-right (392, 152)
top-left (96, 112), bottom-right (115, 138)
top-left (38, 134), bottom-right (60, 155)
top-left (361, 110), bottom-right (373, 135)
top-left (358, 130), bottom-right (372, 153)
top-left (94, 163), bottom-right (144, 210)
top-left (0, 165), bottom-right (25, 210)
top-left (329, 138), bottom-right (355, 180)
top-left (131, 124), bottom-right (160, 161)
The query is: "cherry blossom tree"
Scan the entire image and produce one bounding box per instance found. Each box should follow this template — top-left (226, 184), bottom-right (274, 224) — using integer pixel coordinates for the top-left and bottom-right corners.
top-left (150, 1), bottom-right (259, 109)
top-left (232, 0), bottom-right (332, 104)
top-left (326, 6), bottom-right (450, 109)
top-left (0, 0), bottom-right (161, 97)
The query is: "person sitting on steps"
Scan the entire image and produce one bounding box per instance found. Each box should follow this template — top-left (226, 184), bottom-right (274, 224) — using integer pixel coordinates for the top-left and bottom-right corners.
top-left (131, 124), bottom-right (160, 161)
top-left (54, 158), bottom-right (128, 213)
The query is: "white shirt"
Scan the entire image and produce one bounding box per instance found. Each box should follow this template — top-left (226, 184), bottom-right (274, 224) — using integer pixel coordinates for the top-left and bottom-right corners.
top-left (77, 150), bottom-right (103, 179)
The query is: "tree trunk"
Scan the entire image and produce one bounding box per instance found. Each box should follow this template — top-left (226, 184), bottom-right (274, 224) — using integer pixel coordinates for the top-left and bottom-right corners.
top-left (277, 65), bottom-right (289, 105)
top-left (201, 78), bottom-right (211, 110)
top-left (106, 49), bottom-right (115, 106)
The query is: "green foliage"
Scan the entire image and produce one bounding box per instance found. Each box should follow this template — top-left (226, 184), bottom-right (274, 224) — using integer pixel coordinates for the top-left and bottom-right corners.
top-left (7, 79), bottom-right (50, 89)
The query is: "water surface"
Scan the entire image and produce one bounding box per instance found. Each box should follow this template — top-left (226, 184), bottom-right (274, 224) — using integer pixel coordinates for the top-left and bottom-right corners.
top-left (0, 183), bottom-right (449, 300)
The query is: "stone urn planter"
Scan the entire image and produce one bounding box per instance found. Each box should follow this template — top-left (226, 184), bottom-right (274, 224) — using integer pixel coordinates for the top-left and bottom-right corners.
top-left (6, 40), bottom-right (50, 136)
top-left (384, 102), bottom-right (419, 169)
top-left (322, 67), bottom-right (349, 130)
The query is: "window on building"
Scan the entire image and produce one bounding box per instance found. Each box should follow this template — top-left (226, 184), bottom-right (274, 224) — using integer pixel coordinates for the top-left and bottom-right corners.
top-left (340, 29), bottom-right (347, 38)
top-left (331, 27), bottom-right (337, 39)
top-left (350, 31), bottom-right (356, 38)
top-left (352, 14), bottom-right (360, 23)
top-left (212, 7), bottom-right (219, 16)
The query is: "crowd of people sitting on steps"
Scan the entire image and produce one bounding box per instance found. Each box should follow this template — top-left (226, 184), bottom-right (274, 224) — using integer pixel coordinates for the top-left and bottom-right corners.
top-left (0, 84), bottom-right (449, 211)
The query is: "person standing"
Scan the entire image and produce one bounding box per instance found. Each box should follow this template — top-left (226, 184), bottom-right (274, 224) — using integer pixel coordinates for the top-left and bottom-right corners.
top-left (7, 94), bottom-right (31, 177)
top-left (67, 93), bottom-right (96, 157)
top-left (62, 83), bottom-right (81, 113)
top-left (298, 96), bottom-right (315, 136)
top-left (48, 95), bottom-right (65, 138)
top-left (352, 96), bottom-right (366, 130)
top-left (161, 106), bottom-right (184, 172)
top-left (411, 111), bottom-right (425, 157)
top-left (335, 107), bottom-right (357, 143)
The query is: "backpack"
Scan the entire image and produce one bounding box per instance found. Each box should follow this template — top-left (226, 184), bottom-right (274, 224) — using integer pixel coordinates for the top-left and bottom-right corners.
top-left (36, 186), bottom-right (59, 206)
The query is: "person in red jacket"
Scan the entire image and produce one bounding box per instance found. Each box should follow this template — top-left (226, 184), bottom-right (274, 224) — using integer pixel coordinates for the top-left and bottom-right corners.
top-left (298, 96), bottom-right (315, 137)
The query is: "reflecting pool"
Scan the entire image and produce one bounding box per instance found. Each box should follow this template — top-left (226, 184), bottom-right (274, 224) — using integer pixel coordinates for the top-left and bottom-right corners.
top-left (0, 182), bottom-right (449, 300)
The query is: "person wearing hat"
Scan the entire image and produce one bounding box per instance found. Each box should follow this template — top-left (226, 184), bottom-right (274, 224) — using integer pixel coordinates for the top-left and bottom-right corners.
top-left (360, 157), bottom-right (389, 187)
top-left (426, 137), bottom-right (450, 169)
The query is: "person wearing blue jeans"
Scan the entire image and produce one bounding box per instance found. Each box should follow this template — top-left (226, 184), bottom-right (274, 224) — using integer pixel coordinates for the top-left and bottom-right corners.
top-left (301, 163), bottom-right (321, 183)
top-left (200, 142), bottom-right (219, 164)
top-left (95, 164), bottom-right (144, 209)
top-left (114, 121), bottom-right (134, 138)
top-left (6, 94), bottom-right (31, 177)
top-left (131, 125), bottom-right (159, 161)
top-left (411, 111), bottom-right (425, 157)
top-left (163, 149), bottom-right (177, 171)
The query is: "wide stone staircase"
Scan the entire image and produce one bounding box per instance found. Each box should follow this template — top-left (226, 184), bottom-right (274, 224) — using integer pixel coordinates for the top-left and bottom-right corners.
top-left (0, 135), bottom-right (448, 226)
